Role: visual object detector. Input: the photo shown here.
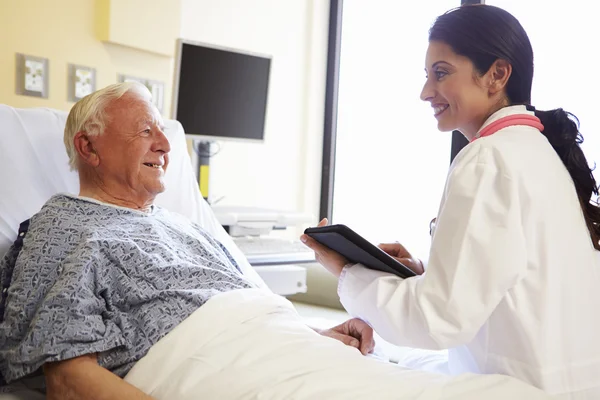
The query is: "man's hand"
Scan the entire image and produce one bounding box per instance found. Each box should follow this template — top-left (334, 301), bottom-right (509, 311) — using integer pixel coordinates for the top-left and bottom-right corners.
top-left (44, 354), bottom-right (154, 400)
top-left (378, 242), bottom-right (424, 275)
top-left (300, 218), bottom-right (349, 278)
top-left (316, 318), bottom-right (375, 355)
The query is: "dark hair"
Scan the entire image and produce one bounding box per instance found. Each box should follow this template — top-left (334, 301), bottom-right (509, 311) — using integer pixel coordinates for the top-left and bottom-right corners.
top-left (429, 4), bottom-right (600, 250)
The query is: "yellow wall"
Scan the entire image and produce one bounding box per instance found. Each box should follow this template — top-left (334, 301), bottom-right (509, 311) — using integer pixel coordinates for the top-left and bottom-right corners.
top-left (101, 0), bottom-right (180, 57)
top-left (0, 0), bottom-right (179, 116)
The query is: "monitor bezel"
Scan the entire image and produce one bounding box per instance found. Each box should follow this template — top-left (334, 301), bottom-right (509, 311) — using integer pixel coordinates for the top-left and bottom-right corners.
top-left (171, 38), bottom-right (272, 143)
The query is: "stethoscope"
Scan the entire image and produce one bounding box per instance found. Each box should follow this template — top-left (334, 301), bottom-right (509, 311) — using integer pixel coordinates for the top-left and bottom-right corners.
top-left (429, 113), bottom-right (544, 237)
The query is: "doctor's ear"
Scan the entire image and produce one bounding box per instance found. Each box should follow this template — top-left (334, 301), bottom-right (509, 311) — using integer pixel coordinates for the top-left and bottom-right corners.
top-left (73, 131), bottom-right (100, 168)
top-left (487, 59), bottom-right (512, 95)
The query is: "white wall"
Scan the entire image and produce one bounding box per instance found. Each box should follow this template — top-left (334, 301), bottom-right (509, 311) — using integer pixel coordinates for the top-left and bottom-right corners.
top-left (180, 0), bottom-right (330, 232)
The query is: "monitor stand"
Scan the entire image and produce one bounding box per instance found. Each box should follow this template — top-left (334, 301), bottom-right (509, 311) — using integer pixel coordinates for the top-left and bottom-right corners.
top-left (194, 140), bottom-right (213, 201)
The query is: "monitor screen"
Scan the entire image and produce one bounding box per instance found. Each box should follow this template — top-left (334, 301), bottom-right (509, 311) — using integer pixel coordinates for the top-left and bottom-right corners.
top-left (172, 40), bottom-right (271, 141)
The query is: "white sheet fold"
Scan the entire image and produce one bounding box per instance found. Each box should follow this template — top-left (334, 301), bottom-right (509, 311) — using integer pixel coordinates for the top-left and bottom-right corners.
top-left (125, 289), bottom-right (551, 400)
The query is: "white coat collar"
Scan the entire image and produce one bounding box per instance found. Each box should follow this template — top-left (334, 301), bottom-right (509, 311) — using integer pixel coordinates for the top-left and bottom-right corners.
top-left (474, 105), bottom-right (534, 140)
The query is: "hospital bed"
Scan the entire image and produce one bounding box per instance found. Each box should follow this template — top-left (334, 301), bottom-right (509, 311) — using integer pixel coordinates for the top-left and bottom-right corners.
top-left (0, 105), bottom-right (552, 399)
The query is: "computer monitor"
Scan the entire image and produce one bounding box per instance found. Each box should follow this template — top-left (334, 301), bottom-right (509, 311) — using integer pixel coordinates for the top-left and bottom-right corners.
top-left (172, 39), bottom-right (272, 142)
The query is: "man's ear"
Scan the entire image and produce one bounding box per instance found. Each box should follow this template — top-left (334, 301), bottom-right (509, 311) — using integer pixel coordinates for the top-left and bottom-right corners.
top-left (73, 132), bottom-right (100, 168)
top-left (487, 59), bottom-right (512, 95)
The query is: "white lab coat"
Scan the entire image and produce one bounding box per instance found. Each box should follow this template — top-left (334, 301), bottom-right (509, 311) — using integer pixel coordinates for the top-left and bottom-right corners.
top-left (338, 105), bottom-right (600, 399)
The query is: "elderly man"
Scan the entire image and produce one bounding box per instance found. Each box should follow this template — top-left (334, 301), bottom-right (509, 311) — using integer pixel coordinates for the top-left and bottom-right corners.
top-left (0, 83), bottom-right (374, 399)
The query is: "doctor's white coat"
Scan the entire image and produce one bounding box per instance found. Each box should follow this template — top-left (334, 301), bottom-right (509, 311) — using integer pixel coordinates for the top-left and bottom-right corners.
top-left (338, 106), bottom-right (600, 398)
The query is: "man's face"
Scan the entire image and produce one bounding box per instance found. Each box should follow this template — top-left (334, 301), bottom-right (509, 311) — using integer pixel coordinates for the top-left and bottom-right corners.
top-left (88, 94), bottom-right (171, 203)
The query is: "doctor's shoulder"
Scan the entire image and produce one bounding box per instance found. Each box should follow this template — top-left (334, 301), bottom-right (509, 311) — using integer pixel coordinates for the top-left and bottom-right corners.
top-left (451, 122), bottom-right (549, 174)
top-left (440, 134), bottom-right (530, 207)
top-left (448, 136), bottom-right (516, 179)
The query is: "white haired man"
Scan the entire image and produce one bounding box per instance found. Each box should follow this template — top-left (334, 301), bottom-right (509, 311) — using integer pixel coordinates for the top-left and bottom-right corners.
top-left (0, 83), bottom-right (374, 399)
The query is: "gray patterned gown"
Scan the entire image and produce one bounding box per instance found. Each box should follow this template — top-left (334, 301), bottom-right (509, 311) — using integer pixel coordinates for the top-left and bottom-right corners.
top-left (0, 194), bottom-right (256, 383)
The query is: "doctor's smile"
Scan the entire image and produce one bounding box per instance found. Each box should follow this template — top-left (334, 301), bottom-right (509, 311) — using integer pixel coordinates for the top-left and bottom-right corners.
top-left (432, 103), bottom-right (449, 117)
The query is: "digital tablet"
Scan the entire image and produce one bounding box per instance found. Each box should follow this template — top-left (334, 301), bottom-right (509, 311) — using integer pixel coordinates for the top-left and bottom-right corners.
top-left (304, 224), bottom-right (416, 279)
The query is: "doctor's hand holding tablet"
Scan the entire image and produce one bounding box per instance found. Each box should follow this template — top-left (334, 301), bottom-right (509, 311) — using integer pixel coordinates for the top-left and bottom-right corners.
top-left (300, 218), bottom-right (425, 278)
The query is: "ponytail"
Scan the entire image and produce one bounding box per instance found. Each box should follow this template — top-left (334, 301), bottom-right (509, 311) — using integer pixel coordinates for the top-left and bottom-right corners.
top-left (535, 108), bottom-right (600, 250)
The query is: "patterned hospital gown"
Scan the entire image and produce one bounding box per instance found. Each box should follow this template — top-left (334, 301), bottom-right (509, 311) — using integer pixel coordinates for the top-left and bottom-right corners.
top-left (0, 194), bottom-right (256, 383)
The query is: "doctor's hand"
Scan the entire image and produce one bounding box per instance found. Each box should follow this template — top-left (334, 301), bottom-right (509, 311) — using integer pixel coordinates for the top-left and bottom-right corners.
top-left (300, 218), bottom-right (349, 278)
top-left (378, 242), bottom-right (425, 275)
top-left (316, 318), bottom-right (375, 355)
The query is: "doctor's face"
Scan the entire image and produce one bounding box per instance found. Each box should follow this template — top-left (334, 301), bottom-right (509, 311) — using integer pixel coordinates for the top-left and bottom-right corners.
top-left (420, 41), bottom-right (495, 139)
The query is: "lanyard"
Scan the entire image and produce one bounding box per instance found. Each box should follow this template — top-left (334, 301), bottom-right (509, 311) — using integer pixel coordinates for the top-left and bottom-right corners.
top-left (471, 114), bottom-right (544, 142)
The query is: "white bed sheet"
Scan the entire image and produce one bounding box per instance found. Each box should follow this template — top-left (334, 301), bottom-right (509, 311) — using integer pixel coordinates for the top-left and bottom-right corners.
top-left (125, 289), bottom-right (552, 400)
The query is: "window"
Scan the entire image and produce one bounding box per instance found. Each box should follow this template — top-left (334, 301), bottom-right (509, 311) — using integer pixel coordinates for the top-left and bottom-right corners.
top-left (331, 1), bottom-right (459, 259)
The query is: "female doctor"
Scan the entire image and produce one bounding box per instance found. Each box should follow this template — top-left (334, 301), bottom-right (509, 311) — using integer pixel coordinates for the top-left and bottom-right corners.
top-left (301, 4), bottom-right (600, 398)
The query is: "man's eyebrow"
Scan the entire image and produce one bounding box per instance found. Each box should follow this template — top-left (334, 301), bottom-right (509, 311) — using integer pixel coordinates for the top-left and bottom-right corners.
top-left (135, 119), bottom-right (155, 127)
top-left (155, 117), bottom-right (166, 130)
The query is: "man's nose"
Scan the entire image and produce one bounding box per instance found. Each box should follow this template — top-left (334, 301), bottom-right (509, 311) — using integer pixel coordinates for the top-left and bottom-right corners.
top-left (154, 129), bottom-right (171, 154)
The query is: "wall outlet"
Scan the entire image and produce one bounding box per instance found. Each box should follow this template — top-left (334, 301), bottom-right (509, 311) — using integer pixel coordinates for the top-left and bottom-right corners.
top-left (16, 53), bottom-right (49, 98)
top-left (68, 64), bottom-right (96, 102)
